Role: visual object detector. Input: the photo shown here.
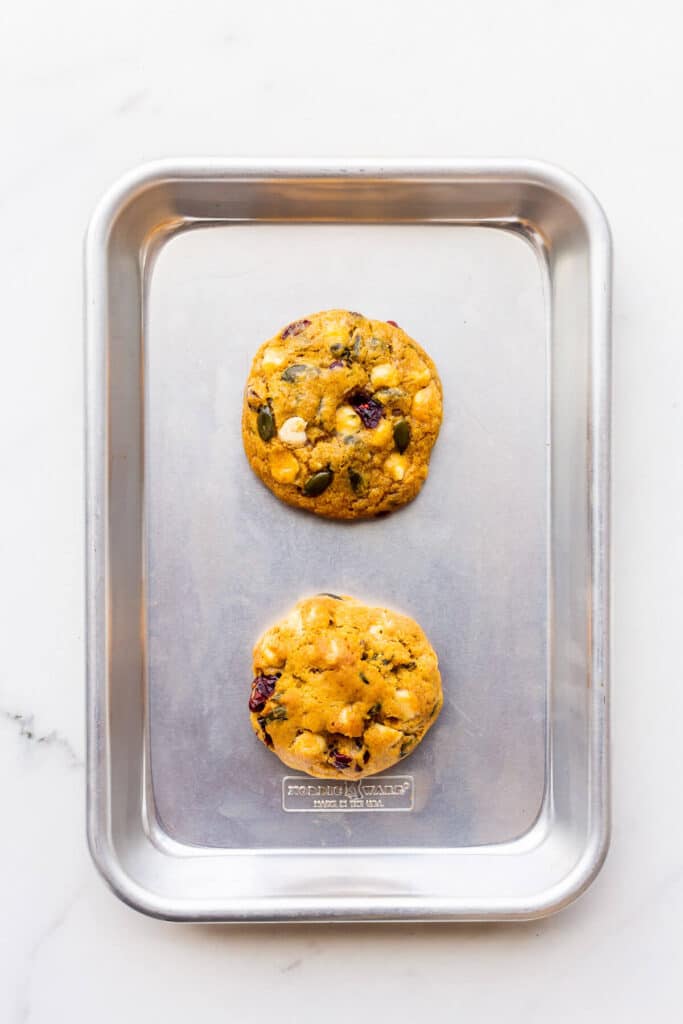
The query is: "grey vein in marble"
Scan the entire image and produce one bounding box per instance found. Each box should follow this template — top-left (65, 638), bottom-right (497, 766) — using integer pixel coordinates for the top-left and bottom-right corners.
top-left (14, 889), bottom-right (82, 1024)
top-left (1, 709), bottom-right (82, 767)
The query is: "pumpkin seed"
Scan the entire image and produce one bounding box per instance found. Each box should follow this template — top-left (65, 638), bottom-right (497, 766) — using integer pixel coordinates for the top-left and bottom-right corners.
top-left (393, 419), bottom-right (411, 452)
top-left (260, 706), bottom-right (288, 724)
top-left (375, 387), bottom-right (407, 402)
top-left (348, 467), bottom-right (364, 493)
top-left (281, 363), bottom-right (316, 382)
top-left (257, 406), bottom-right (275, 441)
top-left (302, 469), bottom-right (333, 497)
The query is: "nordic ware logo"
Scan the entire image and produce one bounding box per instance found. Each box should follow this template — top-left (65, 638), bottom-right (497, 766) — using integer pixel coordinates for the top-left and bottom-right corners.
top-left (282, 775), bottom-right (414, 812)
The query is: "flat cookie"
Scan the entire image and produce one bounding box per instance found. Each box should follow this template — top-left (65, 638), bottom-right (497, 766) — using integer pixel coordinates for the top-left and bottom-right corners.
top-left (242, 310), bottom-right (443, 518)
top-left (248, 594), bottom-right (443, 779)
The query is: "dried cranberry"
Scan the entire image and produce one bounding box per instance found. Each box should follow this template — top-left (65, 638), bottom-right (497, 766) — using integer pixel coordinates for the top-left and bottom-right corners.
top-left (329, 359), bottom-right (345, 369)
top-left (331, 750), bottom-right (353, 770)
top-left (386, 319), bottom-right (399, 328)
top-left (281, 319), bottom-right (311, 339)
top-left (257, 718), bottom-right (274, 747)
top-left (347, 390), bottom-right (384, 429)
top-left (248, 673), bottom-right (279, 712)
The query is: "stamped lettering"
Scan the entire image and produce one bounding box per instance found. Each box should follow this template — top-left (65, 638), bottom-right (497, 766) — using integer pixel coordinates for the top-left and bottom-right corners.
top-left (282, 775), bottom-right (414, 812)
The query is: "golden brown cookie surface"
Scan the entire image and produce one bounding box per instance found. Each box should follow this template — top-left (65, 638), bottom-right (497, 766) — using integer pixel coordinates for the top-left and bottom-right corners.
top-left (248, 594), bottom-right (443, 779)
top-left (242, 310), bottom-right (442, 518)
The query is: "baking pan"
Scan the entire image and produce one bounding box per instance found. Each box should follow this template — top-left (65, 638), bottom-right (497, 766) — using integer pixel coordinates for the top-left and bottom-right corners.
top-left (85, 159), bottom-right (611, 921)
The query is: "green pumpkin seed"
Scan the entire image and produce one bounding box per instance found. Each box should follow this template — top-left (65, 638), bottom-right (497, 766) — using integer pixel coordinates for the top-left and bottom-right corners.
top-left (351, 333), bottom-right (363, 359)
top-left (303, 469), bottom-right (333, 497)
top-left (257, 406), bottom-right (275, 441)
top-left (375, 387), bottom-right (407, 403)
top-left (281, 363), bottom-right (316, 382)
top-left (348, 467), bottom-right (364, 493)
top-left (359, 671), bottom-right (370, 685)
top-left (393, 419), bottom-right (411, 452)
top-left (260, 706), bottom-right (288, 725)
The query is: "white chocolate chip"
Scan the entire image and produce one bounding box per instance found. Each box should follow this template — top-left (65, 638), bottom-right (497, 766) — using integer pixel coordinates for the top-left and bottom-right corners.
top-left (291, 731), bottom-right (327, 758)
top-left (278, 416), bottom-right (308, 447)
top-left (335, 404), bottom-right (362, 435)
top-left (384, 452), bottom-right (408, 481)
top-left (411, 366), bottom-right (432, 387)
top-left (259, 633), bottom-right (286, 667)
top-left (284, 609), bottom-right (304, 635)
top-left (330, 703), bottom-right (364, 737)
top-left (261, 347), bottom-right (288, 372)
top-left (365, 721), bottom-right (403, 749)
top-left (302, 601), bottom-right (330, 629)
top-left (371, 363), bottom-right (399, 388)
top-left (393, 689), bottom-right (419, 719)
top-left (412, 384), bottom-right (437, 421)
top-left (325, 327), bottom-right (349, 347)
top-left (319, 636), bottom-right (346, 666)
top-left (365, 418), bottom-right (392, 448)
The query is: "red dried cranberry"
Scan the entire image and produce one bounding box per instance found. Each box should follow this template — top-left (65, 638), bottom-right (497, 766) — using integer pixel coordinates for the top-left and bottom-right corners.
top-left (257, 718), bottom-right (274, 747)
top-left (348, 390), bottom-right (384, 429)
top-left (248, 673), bottom-right (279, 712)
top-left (331, 750), bottom-right (353, 770)
top-left (281, 319), bottom-right (311, 340)
top-left (329, 359), bottom-right (345, 369)
top-left (386, 319), bottom-right (399, 328)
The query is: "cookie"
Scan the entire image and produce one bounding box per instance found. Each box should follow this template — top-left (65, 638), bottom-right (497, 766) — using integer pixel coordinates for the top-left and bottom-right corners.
top-left (248, 594), bottom-right (443, 779)
top-left (242, 310), bottom-right (443, 519)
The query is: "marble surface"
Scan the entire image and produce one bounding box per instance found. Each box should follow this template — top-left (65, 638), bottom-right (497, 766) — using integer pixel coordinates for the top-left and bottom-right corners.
top-left (3, 1), bottom-right (682, 1020)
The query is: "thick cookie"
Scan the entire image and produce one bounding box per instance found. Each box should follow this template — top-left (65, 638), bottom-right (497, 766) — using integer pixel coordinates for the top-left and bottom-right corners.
top-left (248, 594), bottom-right (443, 779)
top-left (242, 310), bottom-right (442, 518)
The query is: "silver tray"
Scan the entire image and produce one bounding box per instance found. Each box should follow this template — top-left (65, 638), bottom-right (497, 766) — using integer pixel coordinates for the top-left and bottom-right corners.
top-left (85, 159), bottom-right (611, 921)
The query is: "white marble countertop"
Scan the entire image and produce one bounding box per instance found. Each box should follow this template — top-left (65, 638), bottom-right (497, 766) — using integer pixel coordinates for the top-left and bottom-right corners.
top-left (3, 1), bottom-right (682, 1020)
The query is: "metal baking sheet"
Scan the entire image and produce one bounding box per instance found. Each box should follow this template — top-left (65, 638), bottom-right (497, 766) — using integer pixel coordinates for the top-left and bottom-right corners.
top-left (85, 159), bottom-right (611, 921)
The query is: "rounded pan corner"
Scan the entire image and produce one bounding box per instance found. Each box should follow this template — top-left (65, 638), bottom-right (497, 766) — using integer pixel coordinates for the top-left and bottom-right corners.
top-left (84, 158), bottom-right (189, 264)
top-left (86, 821), bottom-right (180, 923)
top-left (508, 157), bottom-right (612, 256)
top-left (523, 822), bottom-right (611, 922)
